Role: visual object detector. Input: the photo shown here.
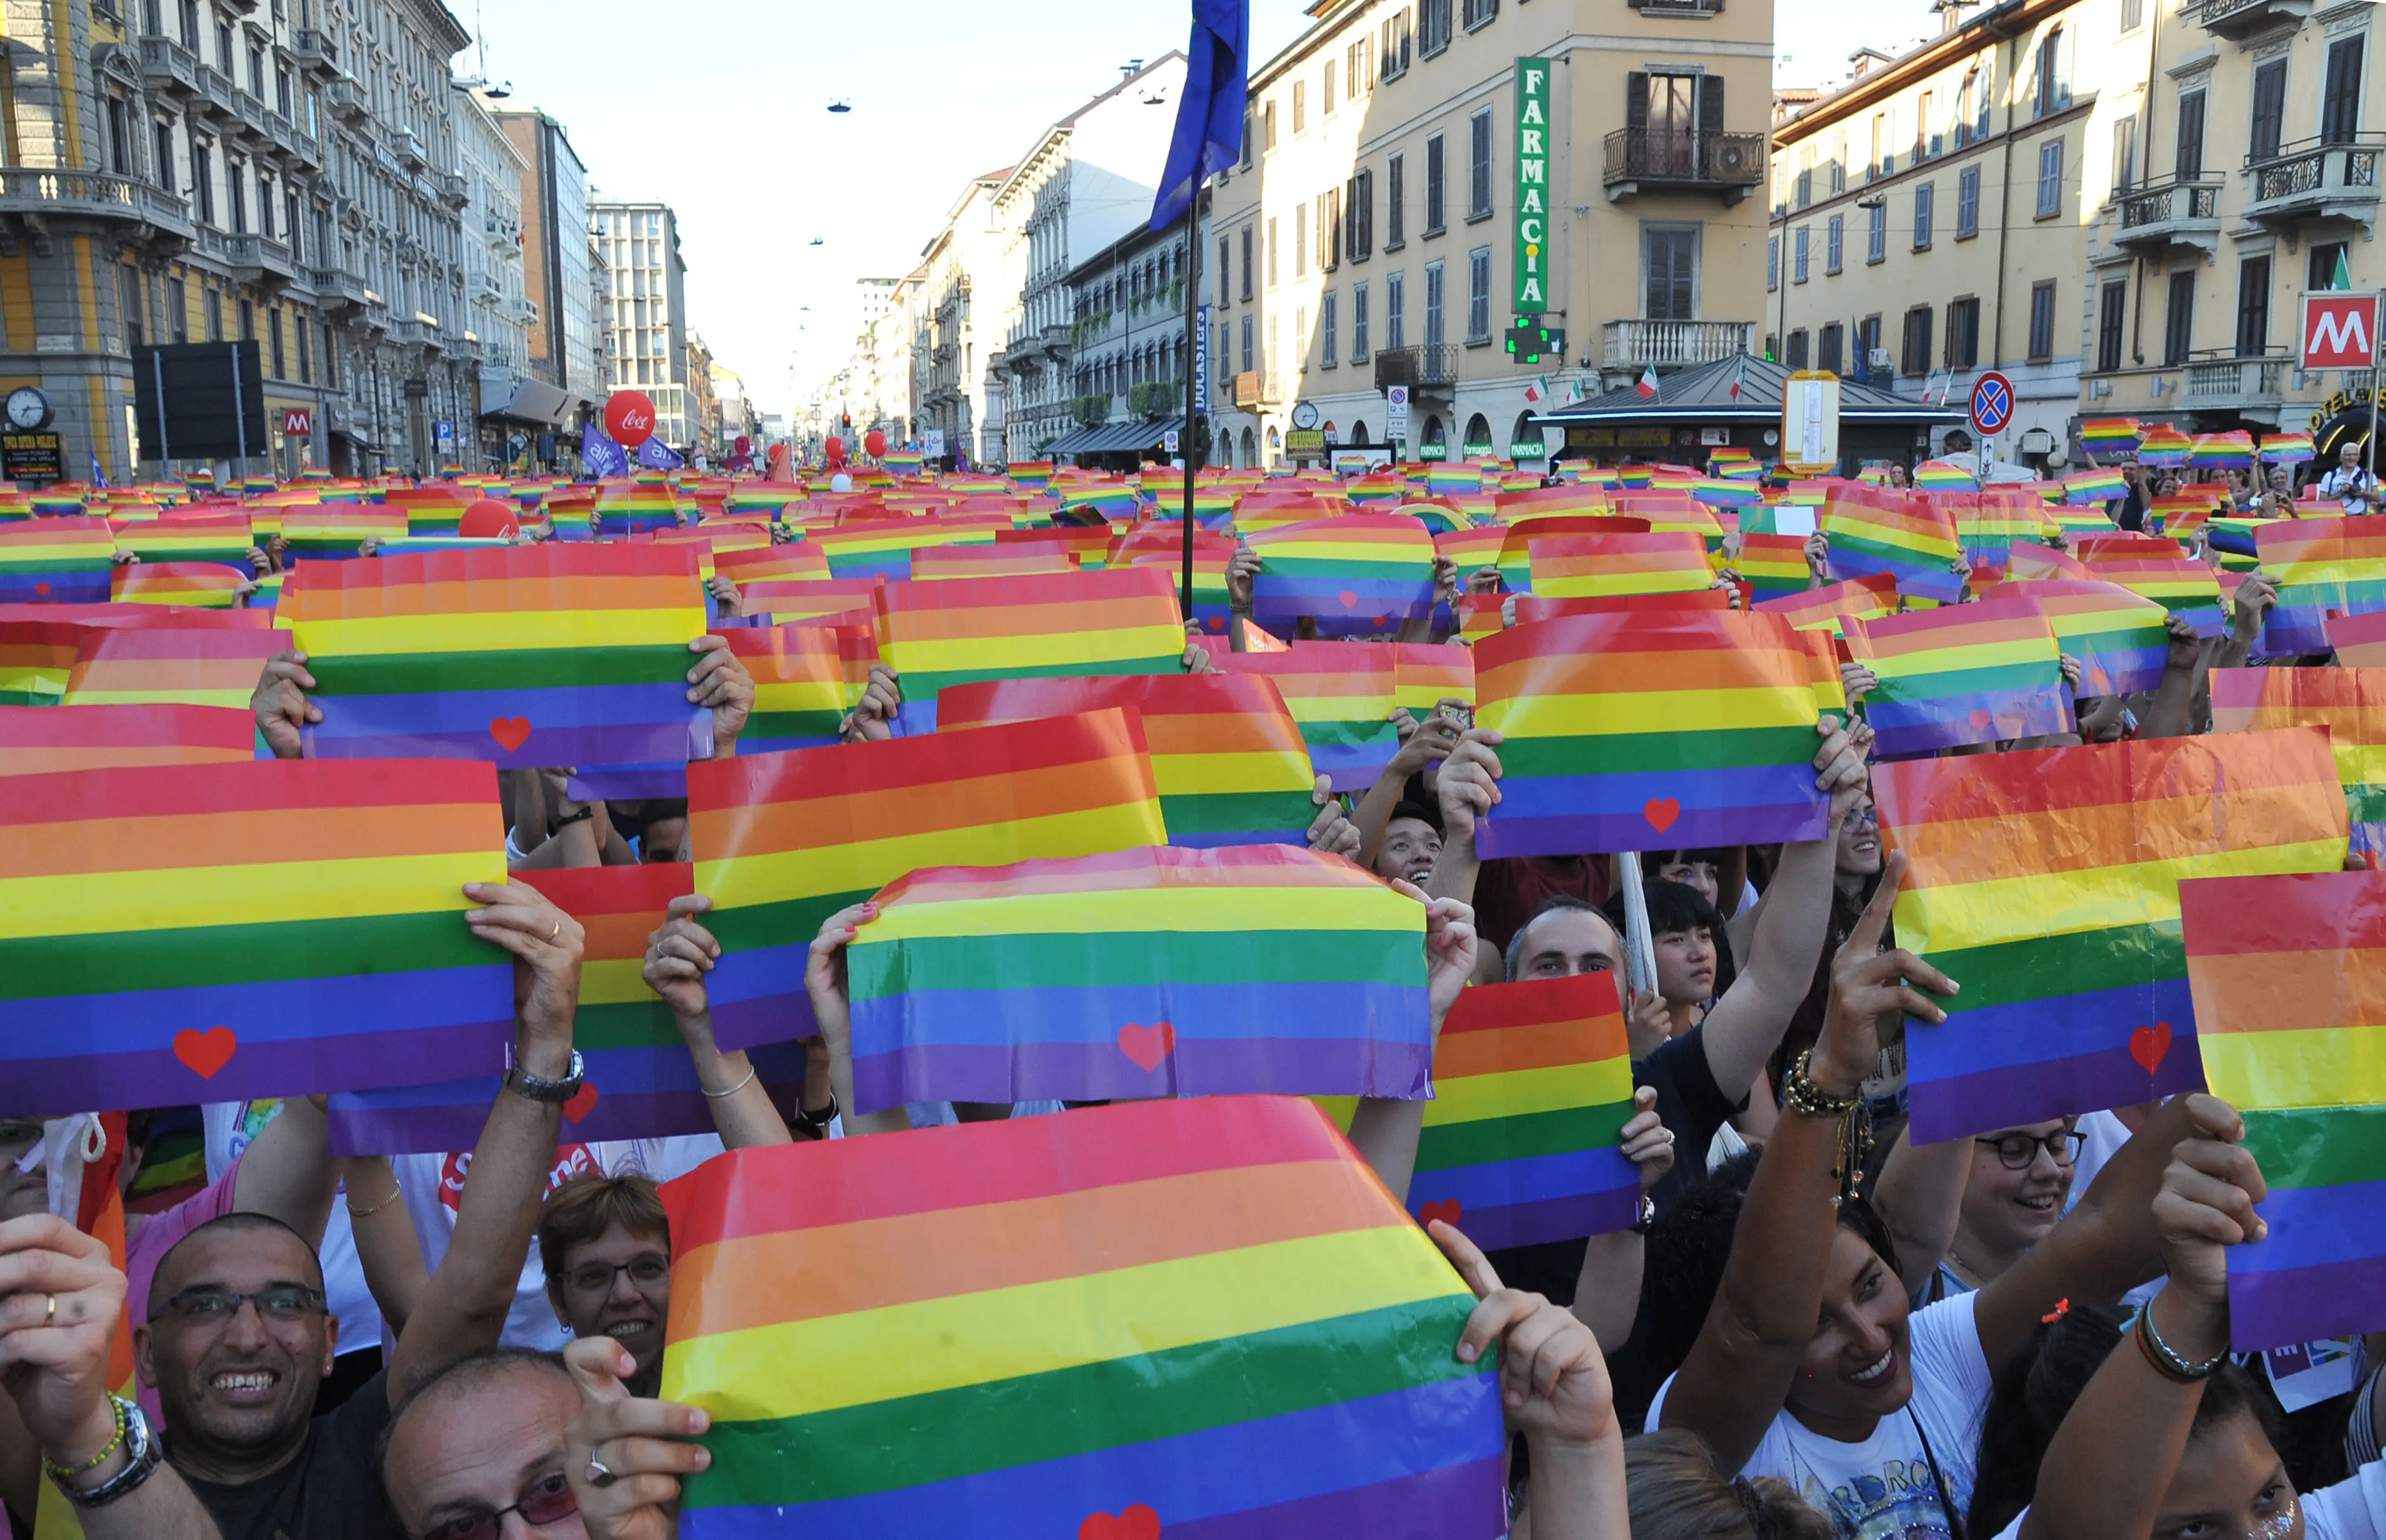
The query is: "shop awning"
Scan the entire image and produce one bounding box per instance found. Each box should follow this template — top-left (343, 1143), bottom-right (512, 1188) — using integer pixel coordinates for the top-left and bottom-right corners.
top-left (483, 378), bottom-right (578, 429)
top-left (1044, 424), bottom-right (1106, 455)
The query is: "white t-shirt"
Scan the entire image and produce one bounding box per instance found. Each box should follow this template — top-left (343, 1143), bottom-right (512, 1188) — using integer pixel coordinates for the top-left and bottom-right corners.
top-left (1989, 1456), bottom-right (2386, 1540)
top-left (201, 1101), bottom-right (385, 1361)
top-left (394, 1134), bottom-right (724, 1352)
top-left (1647, 1291), bottom-right (1995, 1540)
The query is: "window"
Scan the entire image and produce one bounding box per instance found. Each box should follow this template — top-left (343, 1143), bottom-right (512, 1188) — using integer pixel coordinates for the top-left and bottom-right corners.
top-left (1240, 113), bottom-right (1254, 170)
top-left (1292, 307), bottom-right (1305, 369)
top-left (2164, 270), bottom-right (2195, 365)
top-left (1421, 0), bottom-right (1451, 55)
top-left (1381, 10), bottom-right (1411, 79)
top-left (105, 98), bottom-right (130, 175)
top-left (1468, 107), bottom-right (1493, 220)
top-left (1386, 153), bottom-right (1406, 247)
top-left (1644, 225), bottom-right (1698, 319)
top-left (1353, 281), bottom-right (1371, 359)
top-left (1219, 237), bottom-right (1231, 304)
top-left (2237, 255), bottom-right (2271, 356)
top-left (276, 65), bottom-right (290, 116)
top-left (2112, 114), bottom-right (2137, 196)
top-left (1322, 62), bottom-right (1337, 120)
top-left (191, 135), bottom-right (213, 224)
top-left (2323, 36), bottom-right (2364, 145)
top-left (178, 0), bottom-right (195, 44)
top-left (2028, 279), bottom-right (2056, 361)
top-left (1948, 296), bottom-right (1980, 368)
top-left (1424, 133), bottom-right (1446, 234)
top-left (1264, 100), bottom-right (1278, 151)
top-left (1346, 169), bottom-right (1374, 258)
top-left (204, 287), bottom-right (222, 342)
top-left (117, 264), bottom-right (142, 352)
top-left (1463, 0), bottom-right (1496, 29)
top-left (1820, 322), bottom-right (1844, 375)
top-left (256, 173), bottom-right (272, 238)
top-left (1240, 225), bottom-right (1253, 301)
top-left (1325, 186), bottom-right (1343, 267)
top-left (1292, 81), bottom-right (1306, 135)
top-left (1424, 259), bottom-right (1445, 349)
top-left (2311, 241), bottom-right (2352, 291)
top-left (1323, 291), bottom-right (1338, 365)
top-left (1767, 234), bottom-right (1779, 291)
top-left (152, 120), bottom-right (173, 190)
top-left (1867, 201), bottom-right (1886, 262)
top-left (215, 20), bottom-right (231, 72)
top-left (2121, 0), bottom-right (2142, 28)
top-left (1826, 213), bottom-right (1844, 273)
top-left (166, 276), bottom-right (186, 344)
top-left (268, 305), bottom-right (285, 378)
top-left (2036, 139), bottom-right (2063, 217)
top-left (1466, 246), bottom-right (1491, 342)
top-left (1917, 90), bottom-right (1938, 161)
top-left (1955, 73), bottom-right (1978, 149)
top-left (1901, 305), bottom-right (1933, 375)
top-left (1793, 225), bottom-right (1809, 283)
top-left (247, 44), bottom-right (264, 97)
top-left (1857, 314), bottom-right (1881, 376)
top-left (2175, 89), bottom-right (2206, 178)
top-left (1830, 128), bottom-right (1847, 194)
top-left (1957, 166), bottom-right (1980, 237)
top-left (1295, 208), bottom-right (1307, 277)
top-left (1386, 269), bottom-right (1406, 350)
top-left (1787, 330), bottom-right (1809, 368)
top-left (1796, 148), bottom-right (1813, 210)
top-left (2032, 27), bottom-right (2071, 117)
top-left (1870, 112), bottom-right (1888, 180)
top-left (1240, 313), bottom-right (1254, 372)
top-left (2249, 60), bottom-right (2286, 163)
top-left (1914, 182), bottom-right (1934, 249)
top-left (296, 314), bottom-right (311, 384)
top-left (2098, 277), bottom-right (2128, 372)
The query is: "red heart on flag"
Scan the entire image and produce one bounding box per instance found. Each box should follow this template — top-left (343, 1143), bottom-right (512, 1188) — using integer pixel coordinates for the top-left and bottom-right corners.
top-left (1643, 798), bottom-right (1682, 834)
top-left (2128, 1021), bottom-right (2172, 1076)
top-left (562, 1081), bottom-right (601, 1123)
top-left (488, 716), bottom-right (533, 753)
top-left (1078, 1507), bottom-right (1161, 1540)
top-left (172, 1026), bottom-right (239, 1080)
top-left (1337, 590), bottom-right (1360, 608)
top-left (1116, 1022), bottom-right (1176, 1073)
top-left (32, 582), bottom-right (50, 596)
top-left (1968, 709), bottom-right (1995, 730)
top-left (1419, 1199), bottom-right (1463, 1228)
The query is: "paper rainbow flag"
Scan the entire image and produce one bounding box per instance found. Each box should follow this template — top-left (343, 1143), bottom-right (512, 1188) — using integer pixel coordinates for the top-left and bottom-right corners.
top-left (0, 702), bottom-right (253, 775)
top-left (873, 566), bottom-right (1186, 733)
top-left (1841, 596), bottom-right (2068, 758)
top-left (0, 517), bottom-right (116, 604)
top-left (2211, 667), bottom-right (2386, 854)
top-left (1214, 641), bottom-right (1400, 792)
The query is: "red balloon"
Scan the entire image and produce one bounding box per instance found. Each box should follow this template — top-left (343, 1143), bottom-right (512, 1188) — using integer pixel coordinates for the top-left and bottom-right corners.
top-left (863, 429), bottom-right (887, 459)
top-left (604, 391), bottom-right (657, 449)
top-left (459, 499), bottom-right (519, 539)
top-left (824, 436), bottom-right (846, 468)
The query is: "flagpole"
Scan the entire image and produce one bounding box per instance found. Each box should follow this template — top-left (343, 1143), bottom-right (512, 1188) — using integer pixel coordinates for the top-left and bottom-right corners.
top-left (2370, 287), bottom-right (2382, 498)
top-left (1180, 183), bottom-right (1203, 624)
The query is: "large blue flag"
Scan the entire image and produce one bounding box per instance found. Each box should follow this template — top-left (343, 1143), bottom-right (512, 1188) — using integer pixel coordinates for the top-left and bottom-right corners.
top-left (636, 437), bottom-right (686, 470)
top-left (1149, 0), bottom-right (1249, 232)
top-left (580, 422), bottom-right (628, 478)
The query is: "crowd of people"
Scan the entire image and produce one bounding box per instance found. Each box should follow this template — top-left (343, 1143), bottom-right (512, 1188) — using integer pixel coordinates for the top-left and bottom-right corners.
top-left (3, 461), bottom-right (2384, 1540)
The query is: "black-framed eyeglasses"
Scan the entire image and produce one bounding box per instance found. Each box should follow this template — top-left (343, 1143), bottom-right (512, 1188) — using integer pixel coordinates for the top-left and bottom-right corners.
top-left (148, 1285), bottom-right (328, 1326)
top-left (410, 1470), bottom-right (577, 1540)
top-left (0, 1121), bottom-right (43, 1161)
top-left (562, 1253), bottom-right (670, 1297)
top-left (1974, 1130), bottom-right (2087, 1170)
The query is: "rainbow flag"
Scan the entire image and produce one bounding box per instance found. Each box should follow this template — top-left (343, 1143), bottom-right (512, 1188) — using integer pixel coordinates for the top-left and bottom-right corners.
top-left (2018, 579), bottom-right (2176, 699)
top-left (1736, 532), bottom-right (1814, 600)
top-left (721, 622), bottom-right (876, 754)
top-left (2063, 467), bottom-right (2128, 506)
top-left (2212, 668), bottom-right (2386, 854)
top-left (113, 514), bottom-right (252, 567)
top-left (1842, 596), bottom-right (2067, 756)
top-left (1456, 593), bottom-right (1506, 644)
top-left (2079, 417), bottom-right (2145, 456)
top-left (0, 518), bottom-right (116, 604)
top-left (1391, 642), bottom-right (1475, 712)
top-left (109, 561), bottom-right (248, 609)
top-left (0, 702), bottom-right (252, 775)
top-left (1433, 526), bottom-right (1510, 589)
top-left (1214, 641), bottom-right (1399, 791)
top-left (2329, 610), bottom-right (2386, 664)
top-left (2075, 549), bottom-right (2227, 636)
top-left (0, 758), bottom-right (514, 1113)
top-left (281, 544), bottom-right (709, 768)
top-left (739, 576), bottom-right (882, 626)
top-left (1875, 730), bottom-right (2348, 1141)
top-left (810, 520), bottom-right (995, 581)
top-left (1752, 572), bottom-right (1899, 634)
top-left (1473, 610), bottom-right (1830, 855)
top-left (1496, 516), bottom-right (1650, 593)
top-left (1004, 523), bottom-right (1111, 571)
top-left (1821, 486), bottom-right (1963, 603)
top-left (1512, 591), bottom-right (1733, 626)
top-left (0, 618), bottom-right (83, 702)
top-left (1952, 498), bottom-right (2050, 569)
top-left (595, 479), bottom-right (687, 537)
top-left (2253, 514), bottom-right (2386, 655)
top-left (1525, 530), bottom-right (1712, 598)
top-left (2136, 424), bottom-right (2193, 469)
top-left (1913, 459), bottom-right (1979, 491)
top-left (2150, 497), bottom-right (2213, 540)
top-left (657, 1095), bottom-right (1505, 1536)
top-left (909, 544), bottom-right (1077, 581)
top-left (1400, 972), bottom-right (1639, 1247)
top-left (2176, 869), bottom-right (2386, 1350)
top-left (1245, 514), bottom-right (1435, 634)
top-left (1007, 459), bottom-right (1053, 491)
top-left (325, 863), bottom-right (812, 1153)
top-left (62, 625), bottom-right (283, 709)
top-left (1057, 485), bottom-right (1141, 521)
top-left (2262, 433), bottom-right (2317, 465)
top-left (845, 846), bottom-right (1429, 1108)
top-left (689, 709), bottom-right (1167, 1048)
top-left (2189, 431), bottom-right (2256, 472)
top-left (1123, 544), bottom-right (1237, 635)
top-left (880, 450), bottom-right (925, 476)
top-left (30, 490), bottom-right (88, 517)
top-left (873, 566), bottom-right (1184, 733)
top-left (716, 545), bottom-right (832, 586)
top-left (1425, 464), bottom-right (1483, 495)
top-left (938, 673), bottom-right (1316, 848)
top-left (279, 507), bottom-right (407, 559)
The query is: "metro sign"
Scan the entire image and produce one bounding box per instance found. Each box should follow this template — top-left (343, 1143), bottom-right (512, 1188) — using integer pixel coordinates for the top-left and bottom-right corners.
top-left (281, 408), bottom-right (312, 435)
top-left (2302, 293), bottom-right (2382, 370)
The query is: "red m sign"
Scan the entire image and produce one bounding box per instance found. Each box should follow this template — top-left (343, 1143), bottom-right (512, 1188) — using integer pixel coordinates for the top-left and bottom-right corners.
top-left (2302, 293), bottom-right (2382, 370)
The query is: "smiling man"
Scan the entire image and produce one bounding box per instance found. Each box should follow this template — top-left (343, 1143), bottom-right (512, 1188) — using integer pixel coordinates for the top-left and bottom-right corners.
top-left (537, 1176), bottom-right (671, 1399)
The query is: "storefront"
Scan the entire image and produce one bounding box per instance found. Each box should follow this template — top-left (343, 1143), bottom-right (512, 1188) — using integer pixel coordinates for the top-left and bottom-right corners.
top-left (1530, 354), bottom-right (1962, 475)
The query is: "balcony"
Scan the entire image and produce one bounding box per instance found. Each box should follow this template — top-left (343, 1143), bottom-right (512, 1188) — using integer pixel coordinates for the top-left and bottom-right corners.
top-left (138, 36), bottom-right (199, 95)
top-left (1372, 345), bottom-right (1460, 392)
top-left (434, 170), bottom-right (467, 209)
top-left (2183, 349), bottom-right (2290, 405)
top-left (326, 76), bottom-right (368, 126)
top-left (1233, 370), bottom-right (1282, 408)
top-left (2113, 175), bottom-right (2224, 254)
top-left (394, 130), bottom-right (429, 171)
top-left (1041, 322), bottom-right (1070, 358)
top-left (311, 264), bottom-right (370, 315)
top-left (265, 110), bottom-right (295, 154)
top-left (1130, 380), bottom-right (1180, 418)
top-left (2242, 137), bottom-right (2385, 233)
top-left (293, 28), bottom-right (338, 76)
top-left (1602, 318), bottom-right (1755, 371)
top-left (224, 232), bottom-right (296, 287)
top-left (0, 169), bottom-right (195, 248)
top-left (2194, 0), bottom-right (2313, 38)
top-left (1602, 128), bottom-right (1766, 204)
top-left (290, 128), bottom-right (321, 168)
top-left (511, 297), bottom-right (539, 323)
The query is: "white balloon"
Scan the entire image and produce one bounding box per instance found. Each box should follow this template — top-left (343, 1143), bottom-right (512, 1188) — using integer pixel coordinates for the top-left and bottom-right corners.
top-left (830, 473), bottom-right (852, 493)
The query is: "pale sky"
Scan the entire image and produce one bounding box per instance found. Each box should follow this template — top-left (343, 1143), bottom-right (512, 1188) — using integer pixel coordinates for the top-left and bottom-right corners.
top-left (466, 0), bottom-right (1924, 417)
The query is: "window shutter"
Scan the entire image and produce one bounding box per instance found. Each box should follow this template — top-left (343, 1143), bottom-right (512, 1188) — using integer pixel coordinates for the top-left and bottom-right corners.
top-left (1627, 72), bottom-right (1650, 133)
top-left (1696, 75), bottom-right (1724, 138)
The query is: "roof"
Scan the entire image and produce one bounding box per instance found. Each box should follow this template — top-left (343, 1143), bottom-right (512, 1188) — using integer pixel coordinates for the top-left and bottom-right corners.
top-left (1773, 0), bottom-right (2059, 141)
top-left (1047, 420), bottom-right (1171, 455)
top-left (1528, 353), bottom-right (1966, 427)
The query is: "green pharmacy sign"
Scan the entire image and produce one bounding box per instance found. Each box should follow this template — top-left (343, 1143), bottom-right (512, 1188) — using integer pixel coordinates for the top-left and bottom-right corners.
top-left (1514, 57), bottom-right (1552, 314)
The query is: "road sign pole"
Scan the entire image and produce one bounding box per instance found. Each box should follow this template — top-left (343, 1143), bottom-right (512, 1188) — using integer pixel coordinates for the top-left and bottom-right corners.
top-left (2370, 290), bottom-right (2382, 493)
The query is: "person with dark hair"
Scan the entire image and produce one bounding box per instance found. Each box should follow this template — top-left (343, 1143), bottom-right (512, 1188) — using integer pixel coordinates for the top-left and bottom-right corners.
top-left (539, 1176), bottom-right (671, 1400)
top-left (1653, 848), bottom-right (1747, 919)
top-left (1603, 880), bottom-right (1740, 1038)
top-left (1627, 1428), bottom-right (1837, 1540)
top-left (1968, 1092), bottom-right (2386, 1538)
top-left (1649, 852), bottom-right (2208, 1539)
top-left (1371, 800), bottom-right (1445, 887)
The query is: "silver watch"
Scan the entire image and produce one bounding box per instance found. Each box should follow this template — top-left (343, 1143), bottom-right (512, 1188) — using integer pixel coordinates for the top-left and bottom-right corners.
top-left (506, 1050), bottom-right (585, 1103)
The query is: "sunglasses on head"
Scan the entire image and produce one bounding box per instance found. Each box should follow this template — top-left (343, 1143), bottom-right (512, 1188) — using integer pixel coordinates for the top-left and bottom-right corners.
top-left (410, 1470), bottom-right (577, 1540)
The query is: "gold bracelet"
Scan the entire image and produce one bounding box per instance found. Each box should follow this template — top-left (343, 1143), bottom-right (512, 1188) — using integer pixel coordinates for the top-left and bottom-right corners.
top-left (1781, 1050), bottom-right (1862, 1119)
top-left (345, 1177), bottom-right (403, 1219)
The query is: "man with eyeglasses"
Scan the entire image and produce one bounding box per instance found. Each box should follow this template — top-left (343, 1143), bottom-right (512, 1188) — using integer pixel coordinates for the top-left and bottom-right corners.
top-left (1917, 1118), bottom-right (2087, 1304)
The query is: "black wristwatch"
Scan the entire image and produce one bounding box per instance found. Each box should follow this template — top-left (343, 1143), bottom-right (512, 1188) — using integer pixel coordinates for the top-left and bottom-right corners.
top-left (507, 1050), bottom-right (586, 1104)
top-left (549, 805), bottom-right (596, 834)
top-left (791, 1088), bottom-right (838, 1137)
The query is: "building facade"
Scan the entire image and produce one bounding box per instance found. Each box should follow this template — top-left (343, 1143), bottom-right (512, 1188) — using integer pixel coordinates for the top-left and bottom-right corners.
top-left (591, 198), bottom-right (690, 446)
top-left (494, 104), bottom-right (600, 453)
top-left (915, 165), bottom-right (1012, 468)
top-left (1769, 0), bottom-right (2136, 470)
top-left (1054, 216), bottom-right (1192, 461)
top-left (451, 81), bottom-right (531, 469)
top-left (1207, 0), bottom-right (1774, 470)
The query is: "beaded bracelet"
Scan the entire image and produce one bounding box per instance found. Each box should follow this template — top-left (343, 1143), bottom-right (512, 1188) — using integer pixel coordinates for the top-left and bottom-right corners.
top-left (38, 1395), bottom-right (126, 1485)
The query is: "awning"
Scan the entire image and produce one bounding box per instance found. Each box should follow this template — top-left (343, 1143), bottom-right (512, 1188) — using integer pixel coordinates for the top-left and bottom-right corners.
top-left (1095, 420), bottom-right (1170, 453)
top-left (1044, 424), bottom-right (1106, 455)
top-left (481, 378), bottom-right (586, 429)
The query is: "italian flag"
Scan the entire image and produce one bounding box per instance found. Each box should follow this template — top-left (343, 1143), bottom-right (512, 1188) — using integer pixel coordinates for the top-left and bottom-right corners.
top-left (1524, 376), bottom-right (1549, 402)
top-left (1636, 365), bottom-right (1659, 399)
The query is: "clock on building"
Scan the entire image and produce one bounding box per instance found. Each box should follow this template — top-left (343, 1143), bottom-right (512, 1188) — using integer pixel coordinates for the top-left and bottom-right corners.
top-left (4, 387), bottom-right (51, 431)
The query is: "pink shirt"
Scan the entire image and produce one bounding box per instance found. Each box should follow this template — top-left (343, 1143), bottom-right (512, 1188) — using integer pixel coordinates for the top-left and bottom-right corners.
top-left (124, 1157), bottom-right (243, 1424)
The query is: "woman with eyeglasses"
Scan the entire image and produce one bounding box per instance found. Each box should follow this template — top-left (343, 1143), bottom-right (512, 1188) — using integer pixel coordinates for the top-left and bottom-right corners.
top-left (1919, 1121), bottom-right (2088, 1304)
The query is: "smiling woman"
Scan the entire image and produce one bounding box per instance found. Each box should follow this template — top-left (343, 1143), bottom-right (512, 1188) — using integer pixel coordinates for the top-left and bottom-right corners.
top-left (537, 1174), bottom-right (672, 1400)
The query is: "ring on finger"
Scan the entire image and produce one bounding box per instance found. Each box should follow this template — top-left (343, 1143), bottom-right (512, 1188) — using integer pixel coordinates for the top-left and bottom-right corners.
top-left (547, 920), bottom-right (561, 942)
top-left (585, 1452), bottom-right (616, 1488)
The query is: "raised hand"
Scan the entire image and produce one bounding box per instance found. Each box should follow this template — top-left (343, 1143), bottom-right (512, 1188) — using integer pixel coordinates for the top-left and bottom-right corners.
top-left (251, 648), bottom-right (321, 760)
top-left (643, 894), bottom-right (721, 1026)
top-left (2150, 1092), bottom-right (2267, 1311)
top-left (706, 574), bottom-right (741, 616)
top-left (1803, 529), bottom-right (1830, 579)
top-left (0, 1216), bottom-right (128, 1478)
top-left (1839, 660), bottom-right (1879, 706)
top-left (2230, 574), bottom-right (2277, 645)
top-left (1392, 882), bottom-right (1475, 1029)
top-left (1813, 851), bottom-right (1954, 1092)
top-left (686, 634), bottom-right (755, 751)
top-left (463, 880), bottom-right (585, 1070)
top-left (1225, 548), bottom-right (1262, 615)
top-left (1435, 1221), bottom-right (1620, 1447)
top-left (1304, 775), bottom-right (1360, 859)
top-left (562, 1336), bottom-right (711, 1540)
top-left (1617, 1086), bottom-right (1675, 1193)
top-left (802, 900), bottom-right (880, 1065)
top-left (1466, 565), bottom-right (1503, 596)
top-left (1435, 728), bottom-right (1504, 845)
top-left (841, 663), bottom-right (902, 743)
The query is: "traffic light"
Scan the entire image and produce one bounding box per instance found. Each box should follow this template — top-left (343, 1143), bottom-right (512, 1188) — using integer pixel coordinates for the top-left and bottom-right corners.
top-left (1504, 321), bottom-right (1565, 365)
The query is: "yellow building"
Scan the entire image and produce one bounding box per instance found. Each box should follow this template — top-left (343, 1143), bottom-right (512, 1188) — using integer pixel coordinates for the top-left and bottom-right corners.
top-left (1769, 0), bottom-right (2144, 471)
top-left (1210, 0), bottom-right (1774, 469)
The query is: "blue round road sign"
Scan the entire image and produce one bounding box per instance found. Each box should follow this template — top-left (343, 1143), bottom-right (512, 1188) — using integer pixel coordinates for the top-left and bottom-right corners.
top-left (1968, 371), bottom-right (2014, 437)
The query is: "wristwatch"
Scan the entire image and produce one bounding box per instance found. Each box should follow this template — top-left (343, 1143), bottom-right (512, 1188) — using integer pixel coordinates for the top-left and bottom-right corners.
top-left (46, 1397), bottom-right (162, 1509)
top-left (1630, 1195), bottom-right (1658, 1235)
top-left (791, 1088), bottom-right (838, 1137)
top-left (506, 1050), bottom-right (586, 1104)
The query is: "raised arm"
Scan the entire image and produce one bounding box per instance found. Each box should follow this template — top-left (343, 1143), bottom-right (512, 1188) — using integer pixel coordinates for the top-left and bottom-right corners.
top-left (1695, 716), bottom-right (1873, 1101)
top-left (643, 894), bottom-right (794, 1149)
top-left (1345, 890), bottom-right (1475, 1200)
top-left (1870, 1123), bottom-right (1969, 1299)
top-left (2138, 613), bottom-right (2216, 740)
top-left (1352, 710), bottom-right (1459, 872)
top-left (334, 1156), bottom-right (427, 1338)
top-left (1659, 854), bottom-right (1957, 1474)
top-left (1424, 728), bottom-right (1503, 911)
top-left (1569, 1087), bottom-right (1674, 1351)
top-left (226, 1095), bottom-right (338, 1249)
top-left (385, 880), bottom-right (584, 1409)
top-left (803, 906), bottom-right (915, 1138)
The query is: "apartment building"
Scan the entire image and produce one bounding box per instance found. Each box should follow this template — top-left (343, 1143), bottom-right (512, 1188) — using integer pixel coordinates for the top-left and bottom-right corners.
top-left (1208, 0), bottom-right (1773, 469)
top-left (591, 198), bottom-right (691, 446)
top-left (2080, 0), bottom-right (2383, 444)
top-left (494, 104), bottom-right (601, 450)
top-left (916, 166), bottom-right (1013, 467)
top-left (1769, 0), bottom-right (2141, 468)
top-left (1049, 215), bottom-right (1195, 462)
top-left (451, 82), bottom-right (532, 468)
